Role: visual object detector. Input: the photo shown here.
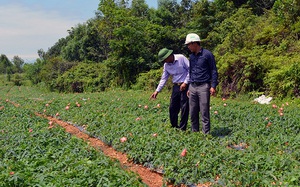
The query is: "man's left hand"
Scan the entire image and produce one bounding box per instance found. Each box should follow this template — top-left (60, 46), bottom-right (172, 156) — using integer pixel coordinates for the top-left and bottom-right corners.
top-left (210, 87), bottom-right (216, 96)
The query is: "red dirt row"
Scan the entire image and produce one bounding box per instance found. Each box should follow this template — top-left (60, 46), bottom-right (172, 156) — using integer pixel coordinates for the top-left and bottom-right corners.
top-left (36, 113), bottom-right (164, 187)
top-left (4, 99), bottom-right (211, 187)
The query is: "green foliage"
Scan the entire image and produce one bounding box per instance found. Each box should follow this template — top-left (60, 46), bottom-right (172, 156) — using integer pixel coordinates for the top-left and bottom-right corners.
top-left (0, 74), bottom-right (12, 86)
top-left (11, 56), bottom-right (24, 73)
top-left (39, 57), bottom-right (78, 91)
top-left (188, 0), bottom-right (216, 39)
top-left (132, 68), bottom-right (173, 91)
top-left (0, 96), bottom-right (145, 186)
top-left (12, 73), bottom-right (23, 86)
top-left (98, 1), bottom-right (148, 88)
top-left (0, 54), bottom-right (13, 74)
top-left (2, 0), bottom-right (300, 99)
top-left (272, 0), bottom-right (300, 25)
top-left (99, 0), bottom-right (183, 88)
top-left (55, 63), bottom-right (112, 93)
top-left (23, 59), bottom-right (45, 84)
top-left (61, 20), bottom-right (108, 63)
top-left (61, 24), bottom-right (87, 62)
top-left (213, 6), bottom-right (300, 98)
top-left (2, 86), bottom-right (299, 186)
top-left (265, 57), bottom-right (300, 98)
top-left (144, 23), bottom-right (183, 66)
top-left (45, 38), bottom-right (68, 59)
top-left (131, 0), bottom-right (149, 18)
top-left (156, 0), bottom-right (179, 27)
top-left (291, 19), bottom-right (300, 40)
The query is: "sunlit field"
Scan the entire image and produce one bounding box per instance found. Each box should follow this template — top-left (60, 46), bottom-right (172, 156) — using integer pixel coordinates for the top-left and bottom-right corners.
top-left (1, 86), bottom-right (299, 186)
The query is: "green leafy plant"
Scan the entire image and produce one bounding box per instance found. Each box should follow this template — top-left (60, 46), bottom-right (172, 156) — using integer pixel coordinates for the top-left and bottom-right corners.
top-left (1, 86), bottom-right (299, 186)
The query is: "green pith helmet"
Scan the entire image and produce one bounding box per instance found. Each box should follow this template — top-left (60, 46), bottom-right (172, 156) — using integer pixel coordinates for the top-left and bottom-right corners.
top-left (158, 48), bottom-right (173, 62)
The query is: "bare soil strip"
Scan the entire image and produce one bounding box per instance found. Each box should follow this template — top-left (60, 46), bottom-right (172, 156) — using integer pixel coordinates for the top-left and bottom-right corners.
top-left (36, 113), bottom-right (164, 187)
top-left (5, 99), bottom-right (210, 187)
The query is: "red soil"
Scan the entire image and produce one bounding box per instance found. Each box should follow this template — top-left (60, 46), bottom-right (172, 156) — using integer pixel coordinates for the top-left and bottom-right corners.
top-left (37, 113), bottom-right (164, 187)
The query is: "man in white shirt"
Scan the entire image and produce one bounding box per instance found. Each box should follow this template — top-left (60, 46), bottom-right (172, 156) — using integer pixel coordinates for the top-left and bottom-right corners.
top-left (150, 48), bottom-right (190, 130)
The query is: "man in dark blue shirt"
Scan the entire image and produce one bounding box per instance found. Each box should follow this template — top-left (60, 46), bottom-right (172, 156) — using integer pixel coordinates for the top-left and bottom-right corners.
top-left (185, 33), bottom-right (218, 134)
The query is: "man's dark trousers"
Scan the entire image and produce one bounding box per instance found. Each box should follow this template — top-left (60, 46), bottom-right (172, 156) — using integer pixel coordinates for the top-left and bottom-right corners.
top-left (169, 84), bottom-right (189, 130)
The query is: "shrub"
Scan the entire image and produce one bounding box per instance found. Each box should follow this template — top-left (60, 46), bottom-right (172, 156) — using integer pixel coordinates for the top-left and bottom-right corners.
top-left (55, 63), bottom-right (112, 93)
top-left (265, 57), bottom-right (300, 98)
top-left (132, 68), bottom-right (173, 91)
top-left (12, 73), bottom-right (23, 86)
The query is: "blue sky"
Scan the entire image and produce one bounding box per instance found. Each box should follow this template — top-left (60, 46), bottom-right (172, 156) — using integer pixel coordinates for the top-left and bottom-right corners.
top-left (0, 0), bottom-right (158, 62)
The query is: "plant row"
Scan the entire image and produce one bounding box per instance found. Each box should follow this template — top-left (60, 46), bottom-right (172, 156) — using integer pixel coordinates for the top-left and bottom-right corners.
top-left (1, 86), bottom-right (299, 186)
top-left (0, 90), bottom-right (146, 186)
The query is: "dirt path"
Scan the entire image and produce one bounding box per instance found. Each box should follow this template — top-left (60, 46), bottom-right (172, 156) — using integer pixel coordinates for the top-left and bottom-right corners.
top-left (36, 113), bottom-right (164, 187)
top-left (5, 98), bottom-right (209, 187)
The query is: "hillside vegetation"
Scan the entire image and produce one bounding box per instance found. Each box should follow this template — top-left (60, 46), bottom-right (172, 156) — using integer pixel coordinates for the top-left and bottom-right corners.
top-left (1, 0), bottom-right (300, 98)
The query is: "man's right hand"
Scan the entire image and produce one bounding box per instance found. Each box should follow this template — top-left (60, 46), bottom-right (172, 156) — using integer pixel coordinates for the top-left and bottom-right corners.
top-left (150, 91), bottom-right (158, 100)
top-left (180, 83), bottom-right (187, 91)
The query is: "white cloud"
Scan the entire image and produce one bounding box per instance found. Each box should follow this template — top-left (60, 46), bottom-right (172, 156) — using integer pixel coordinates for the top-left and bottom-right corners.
top-left (0, 3), bottom-right (83, 61)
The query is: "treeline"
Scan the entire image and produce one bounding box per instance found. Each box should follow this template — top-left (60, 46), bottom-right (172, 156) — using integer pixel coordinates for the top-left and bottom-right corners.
top-left (1, 0), bottom-right (300, 98)
top-left (0, 55), bottom-right (25, 86)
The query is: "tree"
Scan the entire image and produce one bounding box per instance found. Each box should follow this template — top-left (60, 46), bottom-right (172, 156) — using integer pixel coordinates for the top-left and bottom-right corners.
top-left (155, 0), bottom-right (179, 27)
top-left (38, 57), bottom-right (77, 91)
top-left (0, 54), bottom-right (13, 81)
top-left (131, 0), bottom-right (149, 17)
top-left (158, 0), bottom-right (177, 8)
top-left (23, 59), bottom-right (44, 84)
top-left (98, 0), bottom-right (151, 87)
top-left (61, 24), bottom-right (87, 62)
top-left (12, 56), bottom-right (24, 73)
top-left (177, 0), bottom-right (194, 27)
top-left (38, 49), bottom-right (46, 60)
top-left (45, 38), bottom-right (68, 60)
top-left (246, 0), bottom-right (275, 15)
top-left (0, 54), bottom-right (13, 74)
top-left (187, 0), bottom-right (216, 39)
top-left (273, 0), bottom-right (300, 25)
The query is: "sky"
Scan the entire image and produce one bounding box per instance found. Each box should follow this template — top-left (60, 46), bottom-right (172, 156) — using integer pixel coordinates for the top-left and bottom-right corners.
top-left (0, 0), bottom-right (158, 63)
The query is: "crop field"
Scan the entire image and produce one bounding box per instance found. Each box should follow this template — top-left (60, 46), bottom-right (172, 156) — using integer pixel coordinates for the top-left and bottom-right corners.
top-left (0, 87), bottom-right (146, 186)
top-left (0, 86), bottom-right (299, 186)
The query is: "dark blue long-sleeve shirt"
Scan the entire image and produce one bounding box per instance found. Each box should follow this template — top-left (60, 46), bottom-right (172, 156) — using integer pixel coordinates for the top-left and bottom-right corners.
top-left (189, 48), bottom-right (219, 88)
